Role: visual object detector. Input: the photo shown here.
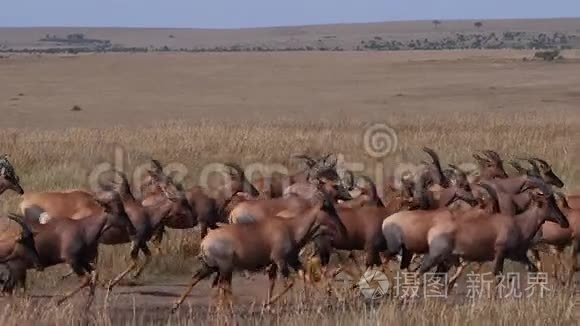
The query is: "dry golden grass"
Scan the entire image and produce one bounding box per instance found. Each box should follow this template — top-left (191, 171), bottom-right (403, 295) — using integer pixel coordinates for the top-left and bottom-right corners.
top-left (0, 290), bottom-right (576, 325)
top-left (0, 50), bottom-right (579, 323)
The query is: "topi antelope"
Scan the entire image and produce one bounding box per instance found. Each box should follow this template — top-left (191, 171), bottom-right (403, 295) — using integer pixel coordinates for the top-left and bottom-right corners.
top-left (416, 180), bottom-right (568, 293)
top-left (171, 185), bottom-right (347, 313)
top-left (380, 179), bottom-right (480, 273)
top-left (36, 170), bottom-right (193, 289)
top-left (141, 160), bottom-right (219, 239)
top-left (309, 175), bottom-right (409, 281)
top-left (528, 193), bottom-right (580, 285)
top-left (14, 190), bottom-right (133, 306)
top-left (100, 170), bottom-right (194, 290)
top-left (471, 150), bottom-right (509, 182)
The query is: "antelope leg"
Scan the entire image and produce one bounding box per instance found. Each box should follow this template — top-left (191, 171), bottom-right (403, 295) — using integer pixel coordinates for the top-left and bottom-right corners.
top-left (266, 264), bottom-right (278, 304)
top-left (85, 270), bottom-right (98, 309)
top-left (171, 267), bottom-right (213, 313)
top-left (131, 245), bottom-right (152, 280)
top-left (447, 260), bottom-right (468, 294)
top-left (108, 243), bottom-right (141, 290)
top-left (56, 275), bottom-right (90, 306)
top-left (267, 278), bottom-right (295, 306)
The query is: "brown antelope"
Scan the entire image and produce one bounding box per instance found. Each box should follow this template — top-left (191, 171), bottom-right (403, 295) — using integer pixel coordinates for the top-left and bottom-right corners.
top-left (141, 161), bottom-right (219, 239)
top-left (101, 171), bottom-right (194, 290)
top-left (0, 215), bottom-right (42, 294)
top-left (528, 193), bottom-right (580, 285)
top-left (416, 180), bottom-right (568, 293)
top-left (471, 150), bottom-right (509, 182)
top-left (40, 170), bottom-right (194, 289)
top-left (310, 175), bottom-right (413, 279)
top-left (170, 186), bottom-right (347, 313)
top-left (16, 190), bottom-right (133, 306)
top-left (0, 155), bottom-right (24, 196)
top-left (380, 176), bottom-right (480, 273)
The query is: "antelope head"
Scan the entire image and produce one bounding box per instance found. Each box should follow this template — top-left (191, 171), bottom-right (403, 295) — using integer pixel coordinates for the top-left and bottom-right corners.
top-left (446, 164), bottom-right (472, 192)
top-left (313, 174), bottom-right (352, 202)
top-left (528, 157), bottom-right (564, 188)
top-left (0, 155), bottom-right (24, 196)
top-left (140, 159), bottom-right (165, 196)
top-left (528, 183), bottom-right (569, 228)
top-left (472, 150), bottom-right (508, 179)
top-left (223, 162), bottom-right (260, 197)
top-left (1, 214), bottom-right (42, 271)
top-left (158, 175), bottom-right (195, 223)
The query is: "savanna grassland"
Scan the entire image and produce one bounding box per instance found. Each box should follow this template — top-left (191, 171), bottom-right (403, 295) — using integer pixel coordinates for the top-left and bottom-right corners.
top-left (0, 49), bottom-right (580, 325)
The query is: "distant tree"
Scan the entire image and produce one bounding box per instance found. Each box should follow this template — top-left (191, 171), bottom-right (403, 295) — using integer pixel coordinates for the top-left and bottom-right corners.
top-left (432, 20), bottom-right (442, 29)
top-left (474, 21), bottom-right (483, 30)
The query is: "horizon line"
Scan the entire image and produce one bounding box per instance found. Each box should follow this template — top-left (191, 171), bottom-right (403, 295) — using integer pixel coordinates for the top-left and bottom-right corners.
top-left (1, 16), bottom-right (579, 31)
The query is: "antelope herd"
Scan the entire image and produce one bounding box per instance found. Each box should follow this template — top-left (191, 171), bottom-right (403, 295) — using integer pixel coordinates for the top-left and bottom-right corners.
top-left (0, 149), bottom-right (578, 313)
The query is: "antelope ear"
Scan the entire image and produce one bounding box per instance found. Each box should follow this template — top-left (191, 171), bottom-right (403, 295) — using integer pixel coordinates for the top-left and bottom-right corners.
top-left (0, 167), bottom-right (5, 176)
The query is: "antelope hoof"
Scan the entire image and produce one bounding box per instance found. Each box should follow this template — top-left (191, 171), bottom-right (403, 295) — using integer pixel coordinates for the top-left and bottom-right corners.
top-left (170, 303), bottom-right (180, 314)
top-left (262, 302), bottom-right (274, 312)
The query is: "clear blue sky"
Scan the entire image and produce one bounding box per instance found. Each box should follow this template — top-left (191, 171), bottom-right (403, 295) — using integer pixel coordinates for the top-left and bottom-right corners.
top-left (1, 0), bottom-right (579, 28)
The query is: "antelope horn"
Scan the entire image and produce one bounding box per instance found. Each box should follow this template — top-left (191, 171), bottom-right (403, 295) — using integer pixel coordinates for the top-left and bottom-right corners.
top-left (223, 162), bottom-right (245, 178)
top-left (530, 157), bottom-right (550, 168)
top-left (6, 213), bottom-right (34, 239)
top-left (473, 153), bottom-right (491, 163)
top-left (292, 154), bottom-right (317, 168)
top-left (422, 147), bottom-right (448, 186)
top-left (150, 159), bottom-right (164, 173)
top-left (483, 150), bottom-right (502, 163)
top-left (509, 160), bottom-right (529, 173)
top-left (525, 159), bottom-right (542, 177)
